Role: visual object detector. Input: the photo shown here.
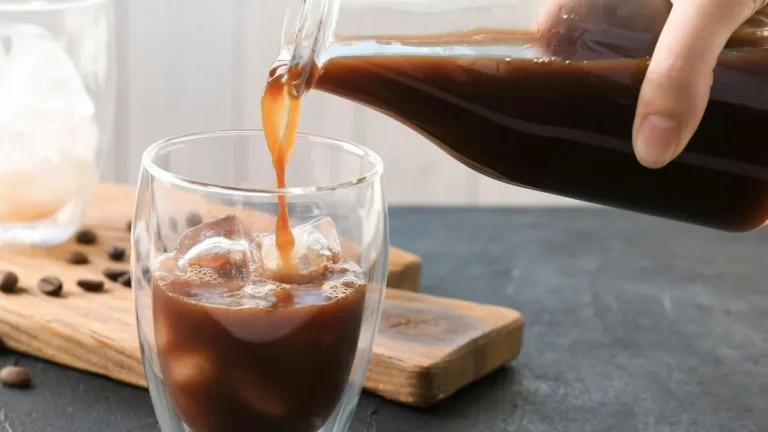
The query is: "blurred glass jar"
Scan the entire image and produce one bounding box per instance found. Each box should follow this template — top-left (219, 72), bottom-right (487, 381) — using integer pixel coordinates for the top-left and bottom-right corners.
top-left (0, 0), bottom-right (115, 245)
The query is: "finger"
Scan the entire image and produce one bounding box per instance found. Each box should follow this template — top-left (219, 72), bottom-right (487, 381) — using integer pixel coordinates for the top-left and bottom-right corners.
top-left (633, 0), bottom-right (766, 169)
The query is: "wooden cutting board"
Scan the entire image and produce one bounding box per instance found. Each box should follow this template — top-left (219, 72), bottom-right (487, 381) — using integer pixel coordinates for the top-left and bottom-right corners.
top-left (0, 183), bottom-right (524, 407)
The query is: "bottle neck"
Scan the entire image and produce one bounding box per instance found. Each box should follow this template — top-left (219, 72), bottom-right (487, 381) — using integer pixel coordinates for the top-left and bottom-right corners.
top-left (280, 0), bottom-right (339, 97)
top-left (278, 0), bottom-right (566, 96)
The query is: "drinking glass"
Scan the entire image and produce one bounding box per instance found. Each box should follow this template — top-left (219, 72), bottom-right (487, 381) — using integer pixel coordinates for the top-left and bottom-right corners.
top-left (131, 130), bottom-right (389, 432)
top-left (0, 0), bottom-right (116, 245)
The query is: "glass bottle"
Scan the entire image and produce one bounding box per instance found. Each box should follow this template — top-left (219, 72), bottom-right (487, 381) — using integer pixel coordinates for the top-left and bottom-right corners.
top-left (0, 0), bottom-right (116, 245)
top-left (274, 0), bottom-right (768, 233)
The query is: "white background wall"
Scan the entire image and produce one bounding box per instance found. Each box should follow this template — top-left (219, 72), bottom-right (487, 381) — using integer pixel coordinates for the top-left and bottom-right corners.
top-left (108, 0), bottom-right (580, 206)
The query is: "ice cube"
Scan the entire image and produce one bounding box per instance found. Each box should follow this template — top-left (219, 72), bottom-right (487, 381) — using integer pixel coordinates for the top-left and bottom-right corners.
top-left (170, 215), bottom-right (261, 284)
top-left (0, 24), bottom-right (95, 117)
top-left (234, 372), bottom-right (288, 418)
top-left (0, 24), bottom-right (98, 166)
top-left (154, 315), bottom-right (172, 350)
top-left (166, 352), bottom-right (213, 388)
top-left (258, 217), bottom-right (344, 283)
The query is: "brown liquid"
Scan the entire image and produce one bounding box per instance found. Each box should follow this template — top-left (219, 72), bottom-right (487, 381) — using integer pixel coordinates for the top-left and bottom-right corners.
top-left (261, 68), bottom-right (301, 278)
top-left (271, 25), bottom-right (768, 232)
top-left (153, 259), bottom-right (366, 432)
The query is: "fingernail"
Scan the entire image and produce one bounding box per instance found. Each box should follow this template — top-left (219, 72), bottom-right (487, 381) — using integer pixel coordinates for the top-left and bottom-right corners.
top-left (635, 115), bottom-right (680, 168)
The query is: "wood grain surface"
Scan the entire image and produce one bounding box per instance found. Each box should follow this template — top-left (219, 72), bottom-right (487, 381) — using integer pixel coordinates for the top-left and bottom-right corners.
top-left (370, 289), bottom-right (524, 406)
top-left (0, 184), bottom-right (523, 407)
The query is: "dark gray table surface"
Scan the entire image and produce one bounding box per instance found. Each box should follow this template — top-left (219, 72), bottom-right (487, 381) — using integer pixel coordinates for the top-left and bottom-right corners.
top-left (1, 207), bottom-right (767, 432)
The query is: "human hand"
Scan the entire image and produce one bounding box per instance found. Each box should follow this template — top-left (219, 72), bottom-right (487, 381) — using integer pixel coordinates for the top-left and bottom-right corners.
top-left (536, 0), bottom-right (768, 168)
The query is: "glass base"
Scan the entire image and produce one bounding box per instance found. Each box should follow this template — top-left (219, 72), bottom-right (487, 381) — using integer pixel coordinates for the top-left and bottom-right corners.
top-left (0, 221), bottom-right (79, 246)
top-left (0, 187), bottom-right (93, 246)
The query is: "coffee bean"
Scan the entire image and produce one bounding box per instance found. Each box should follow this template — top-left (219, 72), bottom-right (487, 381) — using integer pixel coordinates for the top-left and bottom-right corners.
top-left (0, 365), bottom-right (31, 388)
top-left (66, 250), bottom-right (89, 265)
top-left (185, 211), bottom-right (203, 228)
top-left (103, 267), bottom-right (128, 282)
top-left (77, 279), bottom-right (104, 292)
top-left (107, 245), bottom-right (126, 262)
top-left (168, 216), bottom-right (178, 233)
top-left (75, 229), bottom-right (97, 245)
top-left (117, 272), bottom-right (132, 288)
top-left (38, 276), bottom-right (63, 296)
top-left (0, 271), bottom-right (18, 294)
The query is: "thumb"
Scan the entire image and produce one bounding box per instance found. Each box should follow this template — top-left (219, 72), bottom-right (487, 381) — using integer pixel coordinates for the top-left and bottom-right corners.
top-left (633, 0), bottom-right (767, 169)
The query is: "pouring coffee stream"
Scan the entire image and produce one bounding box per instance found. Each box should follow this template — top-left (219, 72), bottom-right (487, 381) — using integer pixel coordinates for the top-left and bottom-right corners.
top-left (261, 68), bottom-right (300, 278)
top-left (263, 0), bottom-right (768, 237)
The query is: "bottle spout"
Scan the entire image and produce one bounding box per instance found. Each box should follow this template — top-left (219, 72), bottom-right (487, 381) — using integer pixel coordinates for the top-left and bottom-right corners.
top-left (279, 0), bottom-right (337, 97)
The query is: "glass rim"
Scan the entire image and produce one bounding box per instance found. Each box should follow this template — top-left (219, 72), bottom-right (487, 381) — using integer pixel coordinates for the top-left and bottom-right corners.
top-left (0, 0), bottom-right (110, 11)
top-left (142, 129), bottom-right (384, 197)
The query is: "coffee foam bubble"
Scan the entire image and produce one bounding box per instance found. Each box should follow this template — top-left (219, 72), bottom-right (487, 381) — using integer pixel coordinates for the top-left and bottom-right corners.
top-left (322, 276), bottom-right (364, 301)
top-left (181, 264), bottom-right (225, 284)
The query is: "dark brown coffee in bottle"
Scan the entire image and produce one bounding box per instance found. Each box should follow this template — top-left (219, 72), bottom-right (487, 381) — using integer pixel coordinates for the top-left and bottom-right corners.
top-left (271, 21), bottom-right (768, 232)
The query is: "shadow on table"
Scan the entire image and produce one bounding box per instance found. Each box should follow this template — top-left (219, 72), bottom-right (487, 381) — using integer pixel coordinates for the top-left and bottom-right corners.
top-left (356, 363), bottom-right (534, 431)
top-left (420, 365), bottom-right (525, 415)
